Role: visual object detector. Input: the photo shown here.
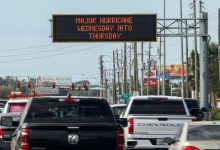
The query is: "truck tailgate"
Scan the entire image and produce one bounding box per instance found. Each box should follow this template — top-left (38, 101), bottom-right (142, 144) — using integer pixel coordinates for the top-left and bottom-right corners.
top-left (133, 116), bottom-right (193, 137)
top-left (28, 123), bottom-right (117, 150)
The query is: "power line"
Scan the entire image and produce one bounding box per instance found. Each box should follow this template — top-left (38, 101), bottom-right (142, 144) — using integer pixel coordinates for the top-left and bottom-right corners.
top-left (0, 43), bottom-right (53, 53)
top-left (0, 44), bottom-right (110, 63)
top-left (0, 44), bottom-right (82, 58)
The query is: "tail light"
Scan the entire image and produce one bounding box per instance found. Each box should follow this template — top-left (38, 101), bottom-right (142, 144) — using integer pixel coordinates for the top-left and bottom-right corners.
top-left (182, 146), bottom-right (200, 150)
top-left (116, 129), bottom-right (124, 150)
top-left (0, 128), bottom-right (2, 139)
top-left (20, 129), bottom-right (30, 150)
top-left (128, 118), bottom-right (134, 134)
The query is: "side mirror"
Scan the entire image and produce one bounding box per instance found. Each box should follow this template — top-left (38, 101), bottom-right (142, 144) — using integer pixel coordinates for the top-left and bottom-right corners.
top-left (201, 107), bottom-right (208, 112)
top-left (117, 118), bottom-right (127, 127)
top-left (1, 116), bottom-right (13, 127)
top-left (163, 137), bottom-right (176, 145)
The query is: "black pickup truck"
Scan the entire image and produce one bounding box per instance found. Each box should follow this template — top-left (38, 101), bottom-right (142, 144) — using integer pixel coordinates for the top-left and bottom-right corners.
top-left (9, 96), bottom-right (126, 150)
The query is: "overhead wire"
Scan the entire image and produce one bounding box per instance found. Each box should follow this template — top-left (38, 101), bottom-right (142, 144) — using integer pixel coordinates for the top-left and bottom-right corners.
top-left (0, 43), bottom-right (110, 63)
top-left (0, 43), bottom-right (53, 53)
top-left (0, 44), bottom-right (83, 57)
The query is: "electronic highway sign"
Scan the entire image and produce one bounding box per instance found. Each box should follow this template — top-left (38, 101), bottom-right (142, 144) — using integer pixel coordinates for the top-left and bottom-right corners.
top-left (52, 14), bottom-right (157, 42)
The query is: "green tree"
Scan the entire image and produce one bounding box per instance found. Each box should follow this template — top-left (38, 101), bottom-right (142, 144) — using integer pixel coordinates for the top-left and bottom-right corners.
top-left (190, 42), bottom-right (220, 108)
top-left (208, 42), bottom-right (220, 108)
top-left (0, 86), bottom-right (11, 99)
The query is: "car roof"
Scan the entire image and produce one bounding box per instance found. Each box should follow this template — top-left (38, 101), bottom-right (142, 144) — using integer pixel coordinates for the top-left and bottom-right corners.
top-left (131, 95), bottom-right (183, 100)
top-left (110, 104), bottom-right (126, 107)
top-left (33, 96), bottom-right (107, 101)
top-left (7, 98), bottom-right (30, 103)
top-left (0, 99), bottom-right (8, 104)
top-left (184, 98), bottom-right (198, 101)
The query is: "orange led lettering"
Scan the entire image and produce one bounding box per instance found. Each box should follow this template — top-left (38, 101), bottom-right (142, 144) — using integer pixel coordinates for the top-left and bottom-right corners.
top-left (75, 17), bottom-right (96, 24)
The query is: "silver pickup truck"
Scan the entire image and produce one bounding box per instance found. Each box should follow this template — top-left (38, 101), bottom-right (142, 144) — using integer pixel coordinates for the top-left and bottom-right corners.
top-left (122, 96), bottom-right (194, 150)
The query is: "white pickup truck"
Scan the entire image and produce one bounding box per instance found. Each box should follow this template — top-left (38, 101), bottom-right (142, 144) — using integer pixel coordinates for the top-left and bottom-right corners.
top-left (122, 96), bottom-right (194, 150)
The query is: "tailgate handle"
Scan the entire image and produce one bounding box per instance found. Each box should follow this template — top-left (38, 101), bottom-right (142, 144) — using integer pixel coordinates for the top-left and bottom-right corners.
top-left (67, 127), bottom-right (80, 130)
top-left (158, 118), bottom-right (168, 121)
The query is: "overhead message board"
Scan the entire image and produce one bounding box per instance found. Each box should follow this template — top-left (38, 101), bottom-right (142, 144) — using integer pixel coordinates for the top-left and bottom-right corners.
top-left (52, 14), bottom-right (157, 42)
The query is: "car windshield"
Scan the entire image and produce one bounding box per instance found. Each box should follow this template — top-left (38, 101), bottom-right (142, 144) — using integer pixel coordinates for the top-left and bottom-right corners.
top-left (129, 99), bottom-right (186, 115)
top-left (187, 125), bottom-right (220, 140)
top-left (27, 98), bottom-right (114, 123)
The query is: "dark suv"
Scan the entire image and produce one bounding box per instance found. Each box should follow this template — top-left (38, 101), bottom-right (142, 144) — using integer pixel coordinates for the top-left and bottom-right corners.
top-left (0, 113), bottom-right (21, 150)
top-left (184, 98), bottom-right (206, 121)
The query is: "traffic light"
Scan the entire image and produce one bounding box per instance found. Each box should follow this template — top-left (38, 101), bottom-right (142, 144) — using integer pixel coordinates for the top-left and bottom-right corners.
top-left (52, 82), bottom-right (55, 88)
top-left (71, 83), bottom-right (75, 91)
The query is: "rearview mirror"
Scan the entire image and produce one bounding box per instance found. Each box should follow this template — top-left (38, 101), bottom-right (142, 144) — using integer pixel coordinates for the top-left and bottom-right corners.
top-left (1, 116), bottom-right (13, 127)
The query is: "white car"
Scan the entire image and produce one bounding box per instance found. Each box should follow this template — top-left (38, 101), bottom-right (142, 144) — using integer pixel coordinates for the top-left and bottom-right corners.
top-left (2, 97), bottom-right (31, 113)
top-left (165, 121), bottom-right (220, 150)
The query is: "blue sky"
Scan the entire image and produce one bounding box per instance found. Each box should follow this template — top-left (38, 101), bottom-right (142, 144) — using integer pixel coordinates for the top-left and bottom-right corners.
top-left (0, 0), bottom-right (219, 84)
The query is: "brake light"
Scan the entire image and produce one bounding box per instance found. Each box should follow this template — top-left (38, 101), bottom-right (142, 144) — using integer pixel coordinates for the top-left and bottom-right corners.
top-left (20, 129), bottom-right (30, 150)
top-left (116, 129), bottom-right (124, 150)
top-left (59, 98), bottom-right (79, 102)
top-left (128, 118), bottom-right (134, 134)
top-left (182, 146), bottom-right (200, 150)
top-left (0, 128), bottom-right (2, 139)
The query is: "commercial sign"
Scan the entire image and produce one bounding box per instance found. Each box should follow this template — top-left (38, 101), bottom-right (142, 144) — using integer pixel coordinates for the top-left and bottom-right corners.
top-left (155, 64), bottom-right (187, 78)
top-left (143, 70), bottom-right (157, 88)
top-left (169, 64), bottom-right (187, 77)
top-left (37, 76), bottom-right (72, 86)
top-left (52, 14), bottom-right (157, 42)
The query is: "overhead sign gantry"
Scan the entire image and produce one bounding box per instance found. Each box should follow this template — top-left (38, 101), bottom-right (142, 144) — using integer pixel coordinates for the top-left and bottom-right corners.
top-left (52, 14), bottom-right (157, 42)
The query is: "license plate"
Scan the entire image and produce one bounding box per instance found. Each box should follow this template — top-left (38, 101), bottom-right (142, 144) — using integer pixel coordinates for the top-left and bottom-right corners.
top-left (156, 139), bottom-right (168, 145)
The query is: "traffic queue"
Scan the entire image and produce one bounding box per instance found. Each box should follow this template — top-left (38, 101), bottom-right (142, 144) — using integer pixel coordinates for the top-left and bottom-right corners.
top-left (0, 92), bottom-right (220, 150)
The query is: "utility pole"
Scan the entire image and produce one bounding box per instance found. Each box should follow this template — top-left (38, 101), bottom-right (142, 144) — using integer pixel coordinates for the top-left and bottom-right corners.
top-left (124, 42), bottom-right (127, 94)
top-left (141, 42), bottom-right (144, 95)
top-left (99, 55), bottom-right (104, 97)
top-left (104, 69), bottom-right (108, 99)
top-left (134, 42), bottom-right (138, 91)
top-left (180, 0), bottom-right (184, 97)
top-left (163, 0), bottom-right (166, 95)
top-left (199, 0), bottom-right (203, 15)
top-left (158, 37), bottom-right (162, 95)
top-left (185, 20), bottom-right (189, 98)
top-left (113, 51), bottom-right (117, 104)
top-left (193, 0), bottom-right (198, 100)
top-left (200, 12), bottom-right (209, 120)
top-left (147, 43), bottom-right (151, 95)
top-left (219, 9), bottom-right (220, 81)
top-left (129, 46), bottom-right (133, 94)
top-left (116, 50), bottom-right (121, 96)
top-left (121, 49), bottom-right (124, 94)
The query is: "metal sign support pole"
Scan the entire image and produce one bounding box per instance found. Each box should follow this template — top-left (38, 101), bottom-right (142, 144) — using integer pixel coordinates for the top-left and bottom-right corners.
top-left (200, 12), bottom-right (209, 120)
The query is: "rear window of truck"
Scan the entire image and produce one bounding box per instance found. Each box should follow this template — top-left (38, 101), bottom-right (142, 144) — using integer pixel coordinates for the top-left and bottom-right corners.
top-left (26, 98), bottom-right (114, 123)
top-left (9, 103), bottom-right (26, 113)
top-left (129, 99), bottom-right (186, 115)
